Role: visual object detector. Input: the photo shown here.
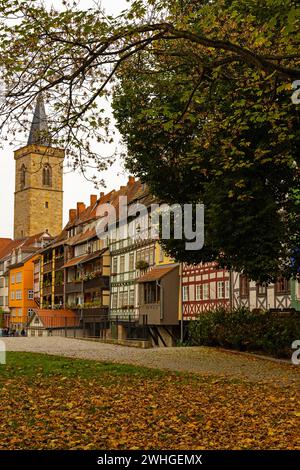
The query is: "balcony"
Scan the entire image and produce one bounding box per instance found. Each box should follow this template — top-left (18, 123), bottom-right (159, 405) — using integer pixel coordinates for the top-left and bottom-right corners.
top-left (75, 306), bottom-right (108, 323)
top-left (42, 285), bottom-right (52, 296)
top-left (55, 257), bottom-right (64, 270)
top-left (54, 284), bottom-right (63, 295)
top-left (65, 281), bottom-right (82, 294)
top-left (84, 276), bottom-right (109, 290)
top-left (43, 261), bottom-right (52, 274)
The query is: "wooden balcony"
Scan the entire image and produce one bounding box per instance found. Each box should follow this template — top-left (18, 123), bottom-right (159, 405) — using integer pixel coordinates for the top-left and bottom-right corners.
top-left (43, 261), bottom-right (52, 274)
top-left (42, 285), bottom-right (52, 296)
top-left (55, 257), bottom-right (65, 270)
top-left (54, 284), bottom-right (63, 295)
top-left (65, 281), bottom-right (82, 294)
top-left (84, 276), bottom-right (109, 290)
top-left (78, 306), bottom-right (108, 323)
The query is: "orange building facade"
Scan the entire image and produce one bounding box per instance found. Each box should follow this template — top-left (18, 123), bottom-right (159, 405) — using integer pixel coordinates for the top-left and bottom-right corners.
top-left (9, 254), bottom-right (39, 331)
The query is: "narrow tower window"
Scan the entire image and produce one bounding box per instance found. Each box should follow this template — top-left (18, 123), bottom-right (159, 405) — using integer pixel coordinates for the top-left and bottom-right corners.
top-left (43, 164), bottom-right (52, 187)
top-left (20, 164), bottom-right (26, 189)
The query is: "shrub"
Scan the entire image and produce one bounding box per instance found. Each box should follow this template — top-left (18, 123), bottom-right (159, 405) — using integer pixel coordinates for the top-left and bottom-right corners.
top-left (188, 307), bottom-right (300, 358)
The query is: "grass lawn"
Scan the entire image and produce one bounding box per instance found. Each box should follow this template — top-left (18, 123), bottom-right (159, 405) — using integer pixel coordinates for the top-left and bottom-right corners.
top-left (0, 352), bottom-right (299, 450)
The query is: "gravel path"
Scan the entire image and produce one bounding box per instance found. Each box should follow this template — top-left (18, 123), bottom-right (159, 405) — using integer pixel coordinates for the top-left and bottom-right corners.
top-left (2, 337), bottom-right (300, 385)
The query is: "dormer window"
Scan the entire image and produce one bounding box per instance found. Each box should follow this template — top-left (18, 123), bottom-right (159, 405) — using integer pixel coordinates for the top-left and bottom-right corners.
top-left (43, 164), bottom-right (52, 186)
top-left (20, 164), bottom-right (26, 189)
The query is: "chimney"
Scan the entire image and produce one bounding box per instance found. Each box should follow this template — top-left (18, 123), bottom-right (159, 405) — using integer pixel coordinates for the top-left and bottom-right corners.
top-left (90, 194), bottom-right (97, 207)
top-left (77, 202), bottom-right (86, 217)
top-left (99, 191), bottom-right (105, 198)
top-left (128, 176), bottom-right (135, 185)
top-left (69, 209), bottom-right (77, 222)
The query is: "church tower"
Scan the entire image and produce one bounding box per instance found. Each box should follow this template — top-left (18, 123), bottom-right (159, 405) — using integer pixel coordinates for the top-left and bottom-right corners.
top-left (14, 95), bottom-right (64, 239)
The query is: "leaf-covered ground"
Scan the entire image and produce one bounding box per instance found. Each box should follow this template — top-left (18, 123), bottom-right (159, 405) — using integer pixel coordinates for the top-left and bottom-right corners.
top-left (0, 352), bottom-right (299, 450)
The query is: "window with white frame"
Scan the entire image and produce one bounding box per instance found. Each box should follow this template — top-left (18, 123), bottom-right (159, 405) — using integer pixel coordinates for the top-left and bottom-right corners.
top-left (182, 286), bottom-right (188, 302)
top-left (112, 293), bottom-right (118, 309)
top-left (11, 290), bottom-right (15, 300)
top-left (28, 308), bottom-right (34, 317)
top-left (16, 290), bottom-right (22, 300)
top-left (16, 272), bottom-right (22, 283)
top-left (112, 257), bottom-right (118, 274)
top-left (203, 283), bottom-right (209, 300)
top-left (129, 289), bottom-right (135, 307)
top-left (11, 274), bottom-right (15, 284)
top-left (196, 284), bottom-right (201, 301)
top-left (225, 280), bottom-right (230, 299)
top-left (28, 290), bottom-right (34, 300)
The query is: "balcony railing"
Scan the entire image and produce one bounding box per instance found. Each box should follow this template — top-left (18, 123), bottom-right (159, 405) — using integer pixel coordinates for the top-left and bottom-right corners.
top-left (84, 276), bottom-right (109, 290)
top-left (55, 257), bottom-right (65, 270)
top-left (43, 261), bottom-right (52, 273)
top-left (65, 281), bottom-right (82, 294)
top-left (42, 285), bottom-right (52, 296)
top-left (54, 284), bottom-right (63, 295)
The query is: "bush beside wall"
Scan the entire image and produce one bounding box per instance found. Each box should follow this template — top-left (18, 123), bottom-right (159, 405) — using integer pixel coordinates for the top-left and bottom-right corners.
top-left (188, 307), bottom-right (300, 358)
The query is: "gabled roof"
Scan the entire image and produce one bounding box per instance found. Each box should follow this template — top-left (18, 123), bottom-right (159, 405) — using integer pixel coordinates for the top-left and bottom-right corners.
top-left (138, 264), bottom-right (178, 283)
top-left (29, 309), bottom-right (79, 328)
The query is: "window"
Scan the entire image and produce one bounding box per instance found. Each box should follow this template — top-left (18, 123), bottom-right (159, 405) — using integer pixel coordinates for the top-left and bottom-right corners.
top-left (275, 278), bottom-right (290, 294)
top-left (42, 164), bottom-right (52, 186)
top-left (225, 280), bottom-right (230, 299)
top-left (11, 275), bottom-right (15, 284)
top-left (0, 278), bottom-right (4, 288)
top-left (18, 309), bottom-right (22, 317)
top-left (112, 293), bottom-right (118, 309)
top-left (28, 308), bottom-right (34, 317)
top-left (45, 201), bottom-right (49, 209)
top-left (16, 290), bottom-right (22, 300)
top-left (120, 255), bottom-right (125, 274)
top-left (0, 296), bottom-right (3, 306)
top-left (20, 164), bottom-right (26, 189)
top-left (112, 257), bottom-right (118, 274)
top-left (217, 281), bottom-right (225, 299)
top-left (196, 284), bottom-right (201, 301)
top-left (129, 289), bottom-right (135, 307)
top-left (240, 275), bottom-right (249, 297)
top-left (16, 272), bottom-right (22, 283)
top-left (203, 284), bottom-right (209, 300)
top-left (297, 281), bottom-right (300, 300)
top-left (257, 283), bottom-right (267, 296)
top-left (119, 290), bottom-right (128, 308)
top-left (11, 291), bottom-right (15, 300)
top-left (144, 282), bottom-right (159, 304)
top-left (129, 253), bottom-right (134, 280)
top-left (28, 290), bottom-right (34, 300)
top-left (129, 253), bottom-right (134, 271)
top-left (182, 286), bottom-right (188, 302)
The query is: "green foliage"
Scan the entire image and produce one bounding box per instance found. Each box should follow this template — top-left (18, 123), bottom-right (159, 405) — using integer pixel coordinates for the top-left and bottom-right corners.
top-left (188, 307), bottom-right (300, 358)
top-left (112, 0), bottom-right (300, 282)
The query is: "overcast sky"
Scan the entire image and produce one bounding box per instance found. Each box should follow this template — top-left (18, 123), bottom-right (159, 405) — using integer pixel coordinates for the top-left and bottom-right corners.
top-left (0, 0), bottom-right (130, 238)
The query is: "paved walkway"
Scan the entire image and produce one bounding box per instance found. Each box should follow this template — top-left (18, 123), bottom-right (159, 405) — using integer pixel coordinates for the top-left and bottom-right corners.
top-left (2, 337), bottom-right (299, 385)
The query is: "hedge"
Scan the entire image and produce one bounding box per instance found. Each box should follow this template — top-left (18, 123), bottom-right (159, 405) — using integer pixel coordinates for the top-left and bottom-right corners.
top-left (187, 307), bottom-right (300, 358)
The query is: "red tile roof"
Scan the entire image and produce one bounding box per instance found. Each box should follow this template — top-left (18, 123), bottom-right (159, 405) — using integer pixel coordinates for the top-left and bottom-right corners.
top-left (31, 309), bottom-right (79, 328)
top-left (138, 264), bottom-right (178, 282)
top-left (0, 238), bottom-right (13, 258)
top-left (62, 254), bottom-right (87, 268)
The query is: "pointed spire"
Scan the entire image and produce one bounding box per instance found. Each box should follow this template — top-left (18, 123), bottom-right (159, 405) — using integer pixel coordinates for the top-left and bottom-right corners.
top-left (28, 94), bottom-right (51, 146)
